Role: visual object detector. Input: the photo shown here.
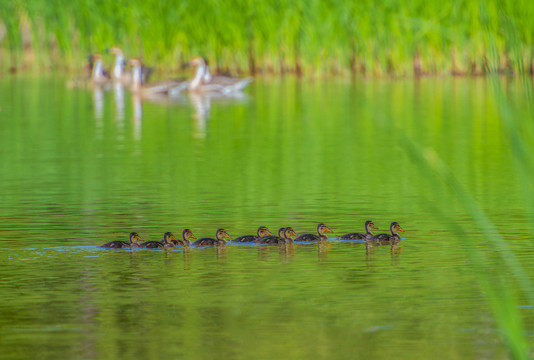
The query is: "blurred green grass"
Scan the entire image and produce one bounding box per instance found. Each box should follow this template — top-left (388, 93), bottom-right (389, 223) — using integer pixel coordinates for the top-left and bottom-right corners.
top-left (1, 0), bottom-right (534, 75)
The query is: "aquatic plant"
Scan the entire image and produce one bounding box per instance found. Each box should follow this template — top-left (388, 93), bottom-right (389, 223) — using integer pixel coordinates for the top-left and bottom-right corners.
top-left (1, 0), bottom-right (534, 75)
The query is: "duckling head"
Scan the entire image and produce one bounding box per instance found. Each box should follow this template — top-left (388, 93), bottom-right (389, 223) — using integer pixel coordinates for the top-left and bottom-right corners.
top-left (366, 220), bottom-right (378, 230)
top-left (129, 232), bottom-right (143, 245)
top-left (183, 228), bottom-right (197, 240)
top-left (277, 227), bottom-right (287, 237)
top-left (285, 227), bottom-right (297, 238)
top-left (317, 223), bottom-right (333, 235)
top-left (163, 232), bottom-right (178, 244)
top-left (216, 228), bottom-right (231, 240)
top-left (257, 226), bottom-right (273, 237)
top-left (391, 222), bottom-right (404, 232)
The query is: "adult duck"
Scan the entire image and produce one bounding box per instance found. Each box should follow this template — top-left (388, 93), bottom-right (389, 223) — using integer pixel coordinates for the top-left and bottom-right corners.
top-left (188, 57), bottom-right (252, 94)
top-left (193, 228), bottom-right (231, 246)
top-left (232, 226), bottom-right (273, 243)
top-left (370, 222), bottom-right (404, 245)
top-left (128, 58), bottom-right (188, 97)
top-left (108, 47), bottom-right (153, 85)
top-left (101, 232), bottom-right (142, 249)
top-left (91, 53), bottom-right (110, 85)
top-left (294, 223), bottom-right (333, 242)
top-left (337, 221), bottom-right (378, 240)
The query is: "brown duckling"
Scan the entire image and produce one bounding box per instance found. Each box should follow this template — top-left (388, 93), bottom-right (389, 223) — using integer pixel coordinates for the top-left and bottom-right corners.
top-left (232, 226), bottom-right (273, 243)
top-left (338, 221), bottom-right (378, 240)
top-left (257, 227), bottom-right (297, 244)
top-left (193, 228), bottom-right (231, 246)
top-left (370, 222), bottom-right (404, 245)
top-left (255, 227), bottom-right (285, 244)
top-left (294, 223), bottom-right (333, 242)
top-left (162, 232), bottom-right (178, 248)
top-left (101, 232), bottom-right (142, 249)
top-left (171, 229), bottom-right (197, 246)
top-left (140, 233), bottom-right (172, 249)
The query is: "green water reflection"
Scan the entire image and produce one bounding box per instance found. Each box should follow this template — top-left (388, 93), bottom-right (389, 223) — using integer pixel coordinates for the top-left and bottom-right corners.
top-left (0, 76), bottom-right (532, 359)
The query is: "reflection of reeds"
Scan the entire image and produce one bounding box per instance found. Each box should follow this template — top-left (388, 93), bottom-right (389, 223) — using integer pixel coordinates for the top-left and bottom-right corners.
top-left (1, 0), bottom-right (534, 75)
top-left (398, 76), bottom-right (534, 359)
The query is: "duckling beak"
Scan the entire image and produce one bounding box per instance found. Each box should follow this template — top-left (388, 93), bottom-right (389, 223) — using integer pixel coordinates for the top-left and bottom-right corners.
top-left (224, 232), bottom-right (232, 239)
top-left (170, 235), bottom-right (178, 242)
top-left (266, 231), bottom-right (274, 236)
top-left (190, 234), bottom-right (197, 239)
top-left (289, 230), bottom-right (297, 237)
top-left (398, 227), bottom-right (405, 232)
top-left (372, 224), bottom-right (379, 229)
top-left (326, 227), bottom-right (333, 233)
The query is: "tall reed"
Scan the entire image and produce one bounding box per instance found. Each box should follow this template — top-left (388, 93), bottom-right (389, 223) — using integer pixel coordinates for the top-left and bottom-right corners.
top-left (1, 0), bottom-right (534, 75)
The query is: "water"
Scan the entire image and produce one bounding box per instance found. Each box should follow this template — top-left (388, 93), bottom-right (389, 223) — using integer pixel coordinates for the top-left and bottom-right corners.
top-left (0, 76), bottom-right (533, 359)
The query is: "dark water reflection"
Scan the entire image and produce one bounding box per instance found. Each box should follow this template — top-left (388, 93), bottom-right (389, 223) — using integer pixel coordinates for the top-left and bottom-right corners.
top-left (0, 76), bottom-right (533, 359)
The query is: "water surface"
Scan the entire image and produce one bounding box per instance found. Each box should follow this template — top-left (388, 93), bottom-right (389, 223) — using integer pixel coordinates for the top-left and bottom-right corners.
top-left (0, 76), bottom-right (532, 359)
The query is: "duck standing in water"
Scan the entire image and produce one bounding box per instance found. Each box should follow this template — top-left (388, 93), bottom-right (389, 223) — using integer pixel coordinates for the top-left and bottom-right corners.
top-left (188, 57), bottom-right (252, 94)
top-left (294, 224), bottom-right (333, 242)
top-left (370, 222), bottom-right (404, 245)
top-left (169, 229), bottom-right (197, 246)
top-left (338, 221), bottom-right (378, 240)
top-left (193, 229), bottom-right (231, 246)
top-left (232, 226), bottom-right (273, 243)
top-left (101, 232), bottom-right (142, 249)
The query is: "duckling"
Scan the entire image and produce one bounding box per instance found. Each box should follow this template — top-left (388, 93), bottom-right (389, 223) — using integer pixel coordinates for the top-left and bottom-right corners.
top-left (370, 222), bottom-right (404, 245)
top-left (91, 53), bottom-right (110, 85)
top-left (193, 228), bottom-right (231, 246)
top-left (338, 221), bottom-right (378, 240)
top-left (140, 233), bottom-right (171, 249)
top-left (189, 57), bottom-right (252, 94)
top-left (101, 232), bottom-right (142, 249)
top-left (255, 227), bottom-right (285, 244)
top-left (257, 227), bottom-right (297, 244)
top-left (232, 226), bottom-right (273, 243)
top-left (171, 229), bottom-right (197, 246)
top-left (128, 58), bottom-right (188, 97)
top-left (161, 232), bottom-right (178, 248)
top-left (294, 223), bottom-right (333, 242)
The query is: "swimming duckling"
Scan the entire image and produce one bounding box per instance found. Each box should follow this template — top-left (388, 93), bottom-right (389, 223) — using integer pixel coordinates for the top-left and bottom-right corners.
top-left (193, 228), bottom-right (231, 246)
top-left (101, 232), bottom-right (142, 249)
top-left (256, 227), bottom-right (297, 244)
top-left (370, 222), bottom-right (404, 245)
top-left (255, 227), bottom-right (285, 244)
top-left (232, 226), bottom-right (273, 243)
top-left (171, 229), bottom-right (197, 246)
top-left (338, 221), bottom-right (378, 240)
top-left (162, 232), bottom-right (178, 248)
top-left (294, 223), bottom-right (333, 242)
top-left (140, 233), bottom-right (173, 249)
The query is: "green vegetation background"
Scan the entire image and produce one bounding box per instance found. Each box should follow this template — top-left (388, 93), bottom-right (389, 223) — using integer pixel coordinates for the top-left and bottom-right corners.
top-left (1, 0), bottom-right (533, 75)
